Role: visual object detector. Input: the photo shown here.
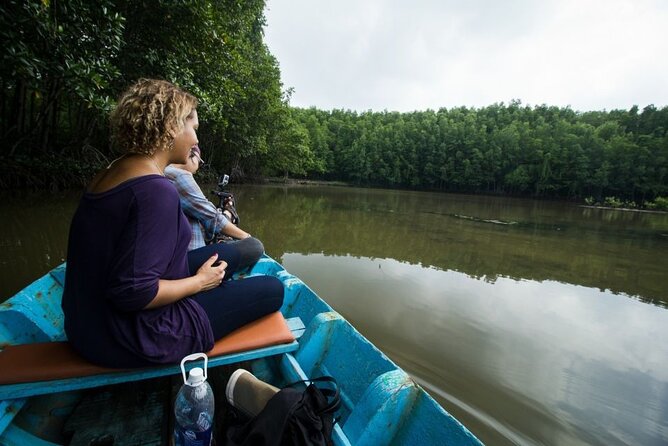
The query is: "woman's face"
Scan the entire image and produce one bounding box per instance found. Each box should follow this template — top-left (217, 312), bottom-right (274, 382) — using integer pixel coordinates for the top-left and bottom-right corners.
top-left (171, 109), bottom-right (199, 164)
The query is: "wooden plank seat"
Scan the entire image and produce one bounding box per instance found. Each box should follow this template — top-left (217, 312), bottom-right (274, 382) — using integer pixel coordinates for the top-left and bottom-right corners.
top-left (0, 312), bottom-right (298, 400)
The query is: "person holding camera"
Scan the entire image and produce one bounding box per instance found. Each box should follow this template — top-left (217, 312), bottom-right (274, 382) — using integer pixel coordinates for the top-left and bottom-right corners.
top-left (164, 144), bottom-right (264, 269)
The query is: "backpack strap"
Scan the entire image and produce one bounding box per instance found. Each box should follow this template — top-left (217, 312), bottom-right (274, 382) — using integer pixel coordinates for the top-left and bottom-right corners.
top-left (286, 376), bottom-right (341, 415)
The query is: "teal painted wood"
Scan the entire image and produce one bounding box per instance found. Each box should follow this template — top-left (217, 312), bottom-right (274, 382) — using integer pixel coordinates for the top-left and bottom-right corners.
top-left (273, 316), bottom-right (481, 445)
top-left (0, 261), bottom-right (299, 437)
top-left (257, 261), bottom-right (484, 446)
top-left (278, 353), bottom-right (352, 446)
top-left (0, 424), bottom-right (60, 446)
top-left (285, 316), bottom-right (306, 339)
top-left (0, 400), bottom-right (25, 436)
top-left (0, 267), bottom-right (68, 440)
top-left (0, 269), bottom-right (66, 345)
top-left (0, 341), bottom-right (298, 400)
top-left (0, 255), bottom-right (484, 445)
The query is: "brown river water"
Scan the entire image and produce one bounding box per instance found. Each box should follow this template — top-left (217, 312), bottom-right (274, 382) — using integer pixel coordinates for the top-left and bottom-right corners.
top-left (1, 184), bottom-right (667, 445)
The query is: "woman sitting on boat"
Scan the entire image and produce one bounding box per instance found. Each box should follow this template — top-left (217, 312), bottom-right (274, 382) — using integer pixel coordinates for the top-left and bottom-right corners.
top-left (62, 79), bottom-right (284, 368)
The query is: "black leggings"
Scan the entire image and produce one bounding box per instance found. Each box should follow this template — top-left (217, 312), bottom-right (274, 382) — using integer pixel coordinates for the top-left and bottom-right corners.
top-left (221, 236), bottom-right (265, 271)
top-left (187, 243), bottom-right (284, 340)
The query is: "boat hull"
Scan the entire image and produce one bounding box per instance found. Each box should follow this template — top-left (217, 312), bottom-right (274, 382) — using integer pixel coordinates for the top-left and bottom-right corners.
top-left (0, 257), bottom-right (482, 445)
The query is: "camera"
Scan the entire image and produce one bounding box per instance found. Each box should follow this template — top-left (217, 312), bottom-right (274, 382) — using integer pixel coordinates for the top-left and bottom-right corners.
top-left (211, 174), bottom-right (239, 226)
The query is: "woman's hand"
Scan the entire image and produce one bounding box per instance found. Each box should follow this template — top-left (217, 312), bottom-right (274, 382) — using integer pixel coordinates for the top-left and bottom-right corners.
top-left (197, 253), bottom-right (227, 291)
top-left (144, 254), bottom-right (227, 309)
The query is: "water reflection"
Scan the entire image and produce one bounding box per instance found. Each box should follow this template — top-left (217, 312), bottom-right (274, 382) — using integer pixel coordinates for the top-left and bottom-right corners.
top-left (0, 190), bottom-right (78, 299)
top-left (238, 185), bottom-right (668, 306)
top-left (2, 184), bottom-right (667, 446)
top-left (282, 253), bottom-right (668, 446)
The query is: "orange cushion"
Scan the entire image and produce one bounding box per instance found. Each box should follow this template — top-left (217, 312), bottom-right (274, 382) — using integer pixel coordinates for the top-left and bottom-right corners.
top-left (0, 312), bottom-right (294, 385)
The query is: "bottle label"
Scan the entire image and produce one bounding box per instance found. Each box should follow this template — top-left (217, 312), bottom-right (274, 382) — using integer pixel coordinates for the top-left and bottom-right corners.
top-left (173, 426), bottom-right (212, 446)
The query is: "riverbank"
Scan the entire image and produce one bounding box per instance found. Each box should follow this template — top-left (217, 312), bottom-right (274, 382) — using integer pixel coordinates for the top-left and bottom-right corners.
top-left (3, 156), bottom-right (666, 214)
top-left (579, 205), bottom-right (668, 214)
top-left (264, 177), bottom-right (350, 187)
top-left (262, 178), bottom-right (668, 213)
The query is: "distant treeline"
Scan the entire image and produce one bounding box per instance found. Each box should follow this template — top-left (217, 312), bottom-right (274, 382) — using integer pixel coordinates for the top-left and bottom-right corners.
top-left (1, 1), bottom-right (666, 205)
top-left (289, 104), bottom-right (668, 203)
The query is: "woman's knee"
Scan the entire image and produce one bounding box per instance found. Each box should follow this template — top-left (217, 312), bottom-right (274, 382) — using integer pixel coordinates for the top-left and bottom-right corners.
top-left (235, 237), bottom-right (265, 269)
top-left (247, 237), bottom-right (264, 257)
top-left (260, 276), bottom-right (284, 309)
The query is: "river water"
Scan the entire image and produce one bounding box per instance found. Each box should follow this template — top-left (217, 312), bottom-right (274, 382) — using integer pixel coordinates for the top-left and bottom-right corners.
top-left (1, 184), bottom-right (667, 445)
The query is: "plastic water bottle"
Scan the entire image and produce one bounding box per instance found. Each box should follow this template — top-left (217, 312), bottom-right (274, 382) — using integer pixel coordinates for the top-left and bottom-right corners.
top-left (174, 353), bottom-right (215, 446)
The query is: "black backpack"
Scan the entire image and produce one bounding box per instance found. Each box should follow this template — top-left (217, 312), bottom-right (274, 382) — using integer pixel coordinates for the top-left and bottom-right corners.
top-left (224, 376), bottom-right (341, 446)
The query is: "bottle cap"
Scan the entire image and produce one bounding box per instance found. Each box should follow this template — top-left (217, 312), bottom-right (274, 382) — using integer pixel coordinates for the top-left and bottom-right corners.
top-left (187, 367), bottom-right (205, 386)
top-left (180, 353), bottom-right (209, 385)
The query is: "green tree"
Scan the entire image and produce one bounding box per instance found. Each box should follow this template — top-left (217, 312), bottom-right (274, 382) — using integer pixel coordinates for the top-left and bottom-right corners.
top-left (1, 0), bottom-right (123, 156)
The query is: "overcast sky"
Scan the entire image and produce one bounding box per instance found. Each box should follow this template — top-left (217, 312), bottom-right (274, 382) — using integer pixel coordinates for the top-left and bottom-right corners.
top-left (263, 0), bottom-right (668, 112)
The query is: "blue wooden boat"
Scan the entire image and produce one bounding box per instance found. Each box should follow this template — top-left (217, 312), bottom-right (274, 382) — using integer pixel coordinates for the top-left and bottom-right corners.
top-left (0, 256), bottom-right (482, 445)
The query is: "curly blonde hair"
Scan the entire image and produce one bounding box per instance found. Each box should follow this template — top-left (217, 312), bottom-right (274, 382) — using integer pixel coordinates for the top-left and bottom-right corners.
top-left (110, 79), bottom-right (198, 155)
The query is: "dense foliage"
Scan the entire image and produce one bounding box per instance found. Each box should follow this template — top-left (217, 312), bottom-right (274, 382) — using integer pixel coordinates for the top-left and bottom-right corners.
top-left (0, 1), bottom-right (666, 206)
top-left (292, 103), bottom-right (668, 203)
top-left (0, 0), bottom-right (291, 188)
top-left (1, 0), bottom-right (124, 187)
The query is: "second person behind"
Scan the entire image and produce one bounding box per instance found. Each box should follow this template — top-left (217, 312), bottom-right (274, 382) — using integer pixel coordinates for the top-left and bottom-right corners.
top-left (165, 145), bottom-right (264, 270)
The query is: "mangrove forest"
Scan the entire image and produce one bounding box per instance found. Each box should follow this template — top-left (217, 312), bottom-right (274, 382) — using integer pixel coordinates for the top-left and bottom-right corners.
top-left (1, 0), bottom-right (666, 207)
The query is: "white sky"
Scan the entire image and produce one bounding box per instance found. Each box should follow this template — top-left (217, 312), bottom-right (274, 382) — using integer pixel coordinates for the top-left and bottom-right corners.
top-left (263, 0), bottom-right (668, 112)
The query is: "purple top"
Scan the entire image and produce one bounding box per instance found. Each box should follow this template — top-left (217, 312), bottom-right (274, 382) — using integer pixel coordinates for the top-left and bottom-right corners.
top-left (62, 175), bottom-right (214, 368)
